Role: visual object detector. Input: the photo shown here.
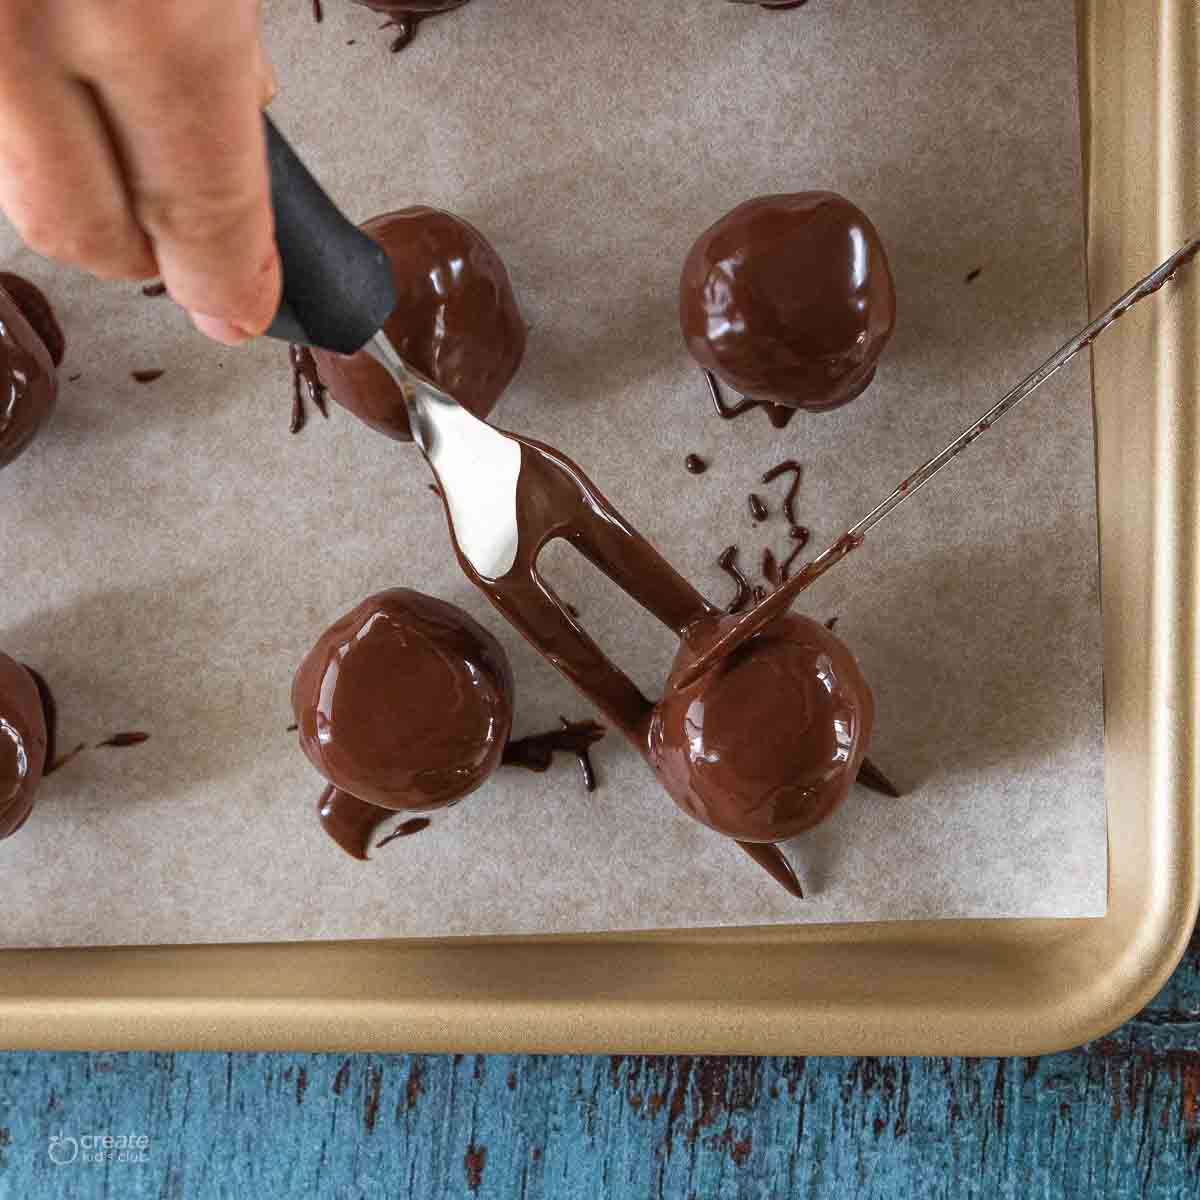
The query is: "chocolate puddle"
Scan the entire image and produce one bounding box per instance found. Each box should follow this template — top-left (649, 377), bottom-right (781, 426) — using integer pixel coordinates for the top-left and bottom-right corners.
top-left (704, 370), bottom-right (797, 429)
top-left (318, 715), bottom-right (606, 859)
top-left (717, 546), bottom-right (752, 614)
top-left (503, 718), bottom-right (605, 794)
top-left (288, 345), bottom-right (329, 434)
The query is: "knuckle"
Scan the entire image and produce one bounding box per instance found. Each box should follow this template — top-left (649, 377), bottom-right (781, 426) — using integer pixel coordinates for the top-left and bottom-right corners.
top-left (137, 186), bottom-right (260, 248)
top-left (84, 0), bottom-right (248, 60)
top-left (18, 211), bottom-right (139, 272)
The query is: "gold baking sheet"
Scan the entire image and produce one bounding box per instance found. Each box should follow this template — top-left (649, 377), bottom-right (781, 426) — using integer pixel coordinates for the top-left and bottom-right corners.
top-left (0, 0), bottom-right (1104, 945)
top-left (0, 0), bottom-right (1192, 1053)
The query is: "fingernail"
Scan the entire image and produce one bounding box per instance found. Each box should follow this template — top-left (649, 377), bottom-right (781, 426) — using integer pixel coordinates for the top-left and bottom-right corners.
top-left (191, 313), bottom-right (255, 346)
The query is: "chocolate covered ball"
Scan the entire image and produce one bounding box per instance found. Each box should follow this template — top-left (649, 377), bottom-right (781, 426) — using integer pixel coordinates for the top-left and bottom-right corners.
top-left (313, 207), bottom-right (526, 441)
top-left (680, 192), bottom-right (895, 411)
top-left (292, 589), bottom-right (514, 812)
top-left (0, 652), bottom-right (49, 839)
top-left (0, 276), bottom-right (60, 469)
top-left (649, 613), bottom-right (874, 842)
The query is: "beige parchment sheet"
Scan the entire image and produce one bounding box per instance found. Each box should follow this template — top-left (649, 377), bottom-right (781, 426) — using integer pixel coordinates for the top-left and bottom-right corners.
top-left (0, 0), bottom-right (1105, 946)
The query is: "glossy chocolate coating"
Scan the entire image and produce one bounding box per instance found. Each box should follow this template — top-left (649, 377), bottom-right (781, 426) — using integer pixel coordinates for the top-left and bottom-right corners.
top-left (356, 0), bottom-right (469, 12)
top-left (0, 278), bottom-right (58, 469)
top-left (293, 589), bottom-right (514, 812)
top-left (680, 192), bottom-right (895, 411)
top-left (313, 207), bottom-right (525, 441)
top-left (0, 653), bottom-right (48, 839)
top-left (0, 274), bottom-right (65, 367)
top-left (649, 613), bottom-right (874, 842)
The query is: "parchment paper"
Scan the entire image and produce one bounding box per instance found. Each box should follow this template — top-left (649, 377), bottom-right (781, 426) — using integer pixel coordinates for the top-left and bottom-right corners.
top-left (0, 0), bottom-right (1105, 947)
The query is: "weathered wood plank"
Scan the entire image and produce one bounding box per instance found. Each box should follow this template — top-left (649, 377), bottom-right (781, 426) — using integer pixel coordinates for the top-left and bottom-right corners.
top-left (0, 928), bottom-right (1195, 1198)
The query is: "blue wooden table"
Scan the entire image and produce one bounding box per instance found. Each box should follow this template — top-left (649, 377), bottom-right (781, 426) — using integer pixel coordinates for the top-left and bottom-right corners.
top-left (1, 925), bottom-right (1196, 1198)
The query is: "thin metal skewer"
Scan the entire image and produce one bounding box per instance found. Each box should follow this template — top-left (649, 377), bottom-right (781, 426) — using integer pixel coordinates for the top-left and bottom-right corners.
top-left (675, 236), bottom-right (1200, 690)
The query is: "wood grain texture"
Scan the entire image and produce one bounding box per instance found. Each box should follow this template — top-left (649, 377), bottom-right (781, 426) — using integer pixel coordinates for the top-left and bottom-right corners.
top-left (0, 928), bottom-right (1195, 1198)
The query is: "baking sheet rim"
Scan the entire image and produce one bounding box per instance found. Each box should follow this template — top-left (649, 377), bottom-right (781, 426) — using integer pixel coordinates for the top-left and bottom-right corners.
top-left (0, 0), bottom-right (1193, 1055)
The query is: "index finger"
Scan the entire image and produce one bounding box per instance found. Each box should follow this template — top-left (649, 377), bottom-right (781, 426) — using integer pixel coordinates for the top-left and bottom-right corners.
top-left (78, 5), bottom-right (280, 343)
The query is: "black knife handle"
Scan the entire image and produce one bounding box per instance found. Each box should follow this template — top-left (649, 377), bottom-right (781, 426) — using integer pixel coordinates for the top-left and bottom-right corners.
top-left (262, 115), bottom-right (397, 353)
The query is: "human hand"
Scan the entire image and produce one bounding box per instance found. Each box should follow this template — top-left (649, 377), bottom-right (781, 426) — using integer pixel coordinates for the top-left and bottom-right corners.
top-left (0, 0), bottom-right (280, 345)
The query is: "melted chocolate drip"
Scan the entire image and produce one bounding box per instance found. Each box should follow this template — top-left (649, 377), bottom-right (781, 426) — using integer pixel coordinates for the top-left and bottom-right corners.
top-left (704, 370), bottom-right (797, 429)
top-left (748, 494), bottom-right (768, 522)
top-left (376, 817), bottom-right (432, 849)
top-left (677, 531), bottom-right (869, 691)
top-left (717, 546), bottom-right (752, 614)
top-left (44, 709), bottom-right (147, 769)
top-left (96, 732), bottom-right (150, 749)
top-left (23, 667), bottom-right (84, 778)
top-left (44, 745), bottom-right (85, 777)
top-left (684, 454), bottom-right (708, 475)
top-left (131, 369), bottom-right (164, 384)
top-left (317, 786), bottom-right (394, 861)
top-left (141, 282), bottom-right (168, 298)
top-left (762, 548), bottom-right (781, 589)
top-left (382, 16), bottom-right (417, 51)
top-left (12, 669), bottom-right (146, 797)
top-left (0, 273), bottom-right (65, 367)
top-left (356, 1), bottom-right (470, 53)
top-left (781, 538), bottom-right (808, 581)
top-left (289, 345), bottom-right (330, 434)
top-left (502, 718), bottom-right (605, 794)
top-left (857, 756), bottom-right (901, 798)
top-left (735, 842), bottom-right (803, 898)
top-left (23, 667), bottom-right (58, 776)
top-left (761, 459), bottom-right (803, 527)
